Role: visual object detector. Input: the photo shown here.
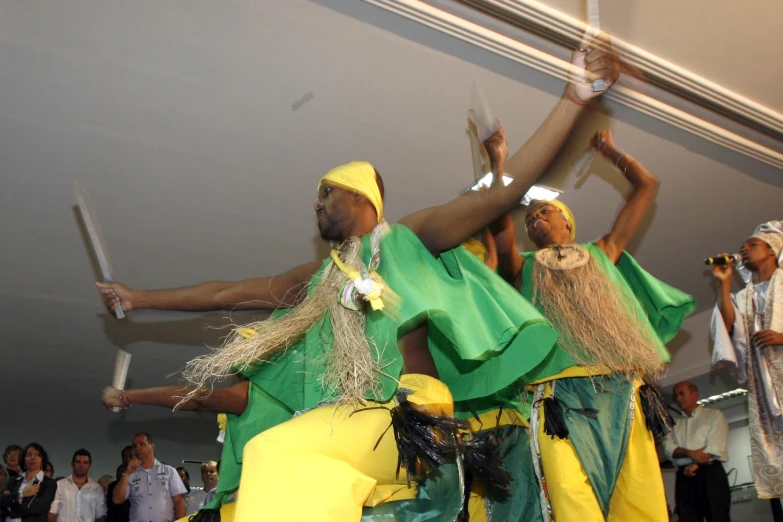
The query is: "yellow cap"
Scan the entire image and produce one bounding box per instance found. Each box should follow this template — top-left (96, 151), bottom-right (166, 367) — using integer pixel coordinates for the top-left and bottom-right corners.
top-left (318, 161), bottom-right (383, 223)
top-left (526, 199), bottom-right (576, 240)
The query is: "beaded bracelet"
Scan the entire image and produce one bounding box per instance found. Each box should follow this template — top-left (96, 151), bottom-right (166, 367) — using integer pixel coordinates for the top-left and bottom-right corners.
top-left (615, 153), bottom-right (632, 173)
top-left (564, 87), bottom-right (590, 107)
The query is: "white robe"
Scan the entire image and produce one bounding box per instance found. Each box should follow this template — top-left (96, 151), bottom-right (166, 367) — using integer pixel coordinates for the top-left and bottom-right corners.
top-left (711, 269), bottom-right (783, 498)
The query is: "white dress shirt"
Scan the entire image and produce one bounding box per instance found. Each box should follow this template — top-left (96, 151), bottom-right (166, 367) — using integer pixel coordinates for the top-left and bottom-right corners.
top-left (125, 460), bottom-right (187, 522)
top-left (202, 489), bottom-right (216, 507)
top-left (49, 476), bottom-right (107, 522)
top-left (184, 489), bottom-right (206, 516)
top-left (663, 405), bottom-right (730, 468)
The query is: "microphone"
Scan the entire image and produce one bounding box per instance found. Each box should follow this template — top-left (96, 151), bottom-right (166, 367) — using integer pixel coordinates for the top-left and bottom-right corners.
top-left (704, 254), bottom-right (740, 266)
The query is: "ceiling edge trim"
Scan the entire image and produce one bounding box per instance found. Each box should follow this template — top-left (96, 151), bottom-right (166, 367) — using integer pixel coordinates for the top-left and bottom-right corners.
top-left (456, 0), bottom-right (783, 142)
top-left (361, 0), bottom-right (783, 169)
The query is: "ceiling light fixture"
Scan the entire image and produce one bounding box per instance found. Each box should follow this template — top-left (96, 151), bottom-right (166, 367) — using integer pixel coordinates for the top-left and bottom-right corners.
top-left (465, 173), bottom-right (563, 206)
top-left (697, 388), bottom-right (748, 406)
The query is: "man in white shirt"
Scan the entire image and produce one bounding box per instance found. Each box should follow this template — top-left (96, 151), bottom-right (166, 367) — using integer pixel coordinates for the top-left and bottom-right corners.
top-left (48, 449), bottom-right (106, 522)
top-left (184, 462), bottom-right (218, 516)
top-left (663, 381), bottom-right (731, 522)
top-left (111, 434), bottom-right (186, 522)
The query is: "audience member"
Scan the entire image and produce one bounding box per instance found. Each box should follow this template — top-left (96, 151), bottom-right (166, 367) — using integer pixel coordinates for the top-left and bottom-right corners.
top-left (105, 446), bottom-right (133, 522)
top-left (95, 477), bottom-right (113, 501)
top-left (663, 381), bottom-right (731, 522)
top-left (42, 465), bottom-right (53, 481)
top-left (174, 468), bottom-right (189, 496)
top-left (184, 462), bottom-right (218, 515)
top-left (48, 449), bottom-right (106, 522)
top-left (0, 443), bottom-right (57, 522)
top-left (110, 434), bottom-right (185, 522)
top-left (105, 466), bottom-right (127, 522)
top-left (2, 447), bottom-right (21, 481)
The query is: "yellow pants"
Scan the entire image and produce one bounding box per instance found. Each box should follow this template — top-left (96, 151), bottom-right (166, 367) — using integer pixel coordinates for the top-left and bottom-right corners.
top-left (537, 379), bottom-right (668, 522)
top-left (233, 374), bottom-right (454, 522)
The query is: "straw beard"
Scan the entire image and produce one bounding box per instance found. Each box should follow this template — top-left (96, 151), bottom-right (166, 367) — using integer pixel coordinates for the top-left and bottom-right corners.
top-left (179, 236), bottom-right (382, 408)
top-left (531, 255), bottom-right (664, 379)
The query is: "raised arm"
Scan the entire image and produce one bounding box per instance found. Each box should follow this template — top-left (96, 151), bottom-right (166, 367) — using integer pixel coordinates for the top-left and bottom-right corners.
top-left (713, 259), bottom-right (736, 335)
top-left (480, 227), bottom-right (499, 271)
top-left (592, 130), bottom-right (660, 263)
top-left (400, 34), bottom-right (619, 254)
top-left (97, 260), bottom-right (323, 314)
top-left (488, 213), bottom-right (524, 288)
top-left (112, 461), bottom-right (137, 505)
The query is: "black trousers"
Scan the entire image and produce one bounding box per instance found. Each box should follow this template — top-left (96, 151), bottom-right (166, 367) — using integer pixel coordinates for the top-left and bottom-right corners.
top-left (675, 461), bottom-right (731, 522)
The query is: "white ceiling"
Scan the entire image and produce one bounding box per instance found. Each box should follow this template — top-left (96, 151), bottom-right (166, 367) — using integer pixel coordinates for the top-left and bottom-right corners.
top-left (0, 0), bottom-right (780, 478)
top-left (537, 0), bottom-right (783, 112)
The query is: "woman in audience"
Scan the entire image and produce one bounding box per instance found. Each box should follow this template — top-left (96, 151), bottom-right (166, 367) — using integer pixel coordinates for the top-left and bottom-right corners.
top-left (97, 475), bottom-right (114, 500)
top-left (2, 447), bottom-right (21, 481)
top-left (0, 443), bottom-right (56, 522)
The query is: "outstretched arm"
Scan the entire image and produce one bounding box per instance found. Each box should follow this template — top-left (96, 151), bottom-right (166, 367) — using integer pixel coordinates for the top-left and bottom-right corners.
top-left (102, 381), bottom-right (249, 415)
top-left (401, 34), bottom-right (619, 254)
top-left (97, 260), bottom-right (323, 314)
top-left (592, 130), bottom-right (660, 263)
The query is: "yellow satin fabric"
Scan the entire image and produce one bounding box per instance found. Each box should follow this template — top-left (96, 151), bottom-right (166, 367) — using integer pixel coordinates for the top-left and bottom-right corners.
top-left (536, 378), bottom-right (668, 522)
top-left (233, 374), bottom-right (453, 522)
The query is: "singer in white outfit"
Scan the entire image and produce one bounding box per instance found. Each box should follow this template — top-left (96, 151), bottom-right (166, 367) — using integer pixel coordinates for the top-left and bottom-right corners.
top-left (711, 220), bottom-right (783, 499)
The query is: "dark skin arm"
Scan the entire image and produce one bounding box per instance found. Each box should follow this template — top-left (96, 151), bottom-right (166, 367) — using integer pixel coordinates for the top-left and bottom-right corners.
top-left (489, 213), bottom-right (524, 289)
top-left (480, 227), bottom-right (499, 271)
top-left (713, 260), bottom-right (736, 335)
top-left (96, 37), bottom-right (615, 316)
top-left (591, 130), bottom-right (660, 263)
top-left (400, 34), bottom-right (620, 255)
top-left (490, 130), bottom-right (659, 287)
top-left (97, 260), bottom-right (323, 313)
top-left (103, 381), bottom-right (250, 415)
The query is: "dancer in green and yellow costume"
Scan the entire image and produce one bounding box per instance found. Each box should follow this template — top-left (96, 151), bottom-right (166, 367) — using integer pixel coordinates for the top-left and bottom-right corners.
top-left (99, 35), bottom-right (622, 522)
top-left (485, 129), bottom-right (696, 522)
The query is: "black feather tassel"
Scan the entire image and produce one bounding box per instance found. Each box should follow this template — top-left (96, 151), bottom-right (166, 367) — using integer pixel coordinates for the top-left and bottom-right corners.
top-left (463, 430), bottom-right (512, 502)
top-left (542, 397), bottom-right (570, 439)
top-left (386, 389), bottom-right (469, 484)
top-left (639, 384), bottom-right (675, 440)
top-left (190, 508), bottom-right (221, 522)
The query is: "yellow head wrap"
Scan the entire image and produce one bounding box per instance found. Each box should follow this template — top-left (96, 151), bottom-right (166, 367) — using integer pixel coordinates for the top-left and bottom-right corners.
top-left (461, 238), bottom-right (488, 262)
top-left (526, 199), bottom-right (576, 240)
top-left (318, 161), bottom-right (383, 223)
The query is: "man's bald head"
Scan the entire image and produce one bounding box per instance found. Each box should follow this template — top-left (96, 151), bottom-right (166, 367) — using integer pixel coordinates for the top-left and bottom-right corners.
top-left (673, 381), bottom-right (699, 415)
